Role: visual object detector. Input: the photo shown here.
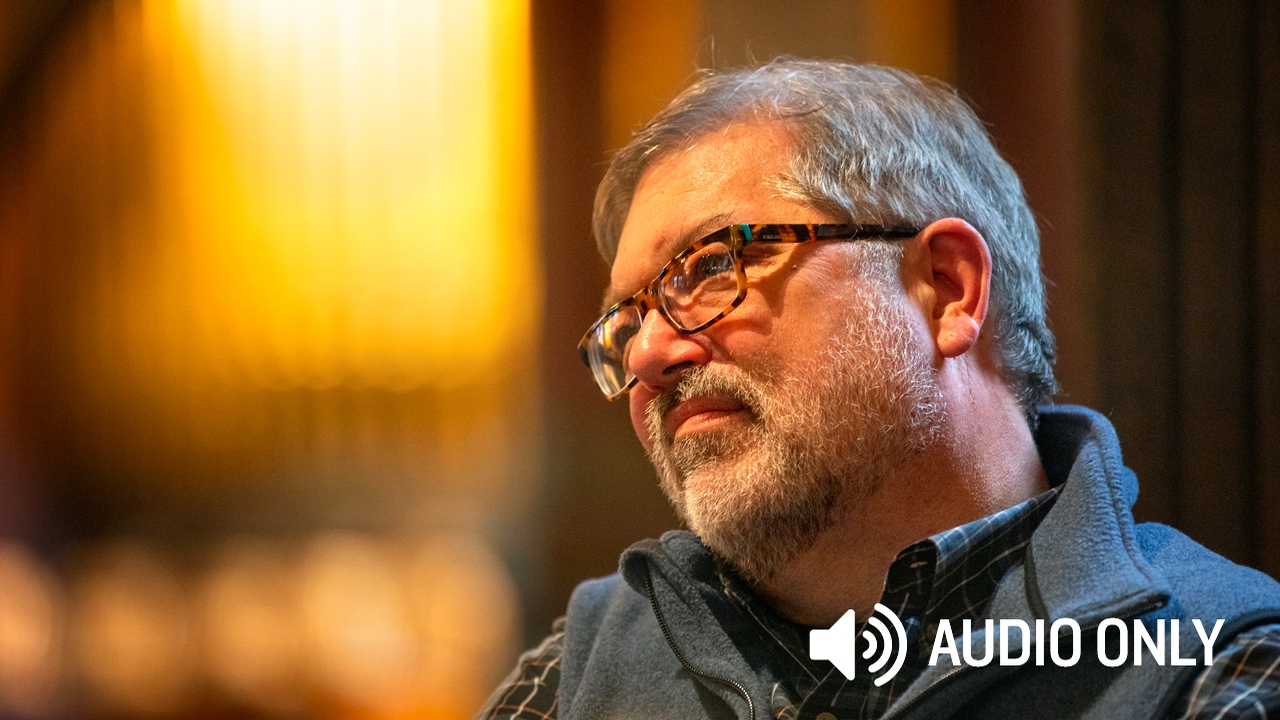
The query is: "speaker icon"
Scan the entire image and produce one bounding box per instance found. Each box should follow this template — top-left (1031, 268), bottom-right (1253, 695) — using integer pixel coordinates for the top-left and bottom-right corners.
top-left (809, 604), bottom-right (908, 685)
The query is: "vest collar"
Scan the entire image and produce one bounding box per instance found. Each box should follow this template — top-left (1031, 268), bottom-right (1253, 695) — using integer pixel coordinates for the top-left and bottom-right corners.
top-left (1013, 404), bottom-right (1170, 624)
top-left (883, 405), bottom-right (1171, 719)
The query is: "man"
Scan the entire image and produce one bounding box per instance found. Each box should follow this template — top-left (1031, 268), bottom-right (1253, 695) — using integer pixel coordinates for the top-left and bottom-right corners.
top-left (479, 61), bottom-right (1280, 719)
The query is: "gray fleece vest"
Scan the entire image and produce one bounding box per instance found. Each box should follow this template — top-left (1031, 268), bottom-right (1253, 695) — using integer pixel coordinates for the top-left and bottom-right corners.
top-left (557, 406), bottom-right (1280, 720)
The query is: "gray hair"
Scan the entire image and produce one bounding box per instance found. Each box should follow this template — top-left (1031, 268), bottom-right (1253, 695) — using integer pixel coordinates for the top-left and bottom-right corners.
top-left (592, 59), bottom-right (1057, 419)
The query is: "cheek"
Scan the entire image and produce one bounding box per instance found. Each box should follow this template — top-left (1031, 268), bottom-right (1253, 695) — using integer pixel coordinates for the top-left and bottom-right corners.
top-left (629, 385), bottom-right (658, 452)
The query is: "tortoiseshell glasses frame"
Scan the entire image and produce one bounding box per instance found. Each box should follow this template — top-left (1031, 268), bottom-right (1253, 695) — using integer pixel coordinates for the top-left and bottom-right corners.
top-left (578, 222), bottom-right (921, 400)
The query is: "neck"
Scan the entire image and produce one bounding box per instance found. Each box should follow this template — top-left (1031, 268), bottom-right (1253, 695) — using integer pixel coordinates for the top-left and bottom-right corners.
top-left (753, 366), bottom-right (1049, 627)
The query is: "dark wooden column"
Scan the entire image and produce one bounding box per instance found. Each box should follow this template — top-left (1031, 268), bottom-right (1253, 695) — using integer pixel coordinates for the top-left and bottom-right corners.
top-left (531, 0), bottom-right (679, 636)
top-left (955, 0), bottom-right (1091, 408)
top-left (1078, 0), bottom-right (1280, 574)
top-left (1258, 0), bottom-right (1280, 579)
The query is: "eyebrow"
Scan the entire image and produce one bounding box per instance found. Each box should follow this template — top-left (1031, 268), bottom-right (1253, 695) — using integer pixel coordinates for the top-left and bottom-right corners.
top-left (599, 213), bottom-right (734, 312)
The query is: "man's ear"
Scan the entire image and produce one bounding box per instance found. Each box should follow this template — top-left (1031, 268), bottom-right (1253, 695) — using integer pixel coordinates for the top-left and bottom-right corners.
top-left (907, 218), bottom-right (991, 359)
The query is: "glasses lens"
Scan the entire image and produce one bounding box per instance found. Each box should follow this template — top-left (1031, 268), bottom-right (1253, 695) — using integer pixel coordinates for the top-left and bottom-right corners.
top-left (659, 241), bottom-right (740, 329)
top-left (582, 304), bottom-right (644, 397)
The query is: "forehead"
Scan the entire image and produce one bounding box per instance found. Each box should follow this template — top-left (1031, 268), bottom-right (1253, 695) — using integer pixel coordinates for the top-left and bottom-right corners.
top-left (606, 122), bottom-right (828, 307)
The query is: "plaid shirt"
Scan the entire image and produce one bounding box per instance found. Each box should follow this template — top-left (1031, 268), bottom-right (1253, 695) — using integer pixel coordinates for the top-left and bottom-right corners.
top-left (478, 487), bottom-right (1280, 719)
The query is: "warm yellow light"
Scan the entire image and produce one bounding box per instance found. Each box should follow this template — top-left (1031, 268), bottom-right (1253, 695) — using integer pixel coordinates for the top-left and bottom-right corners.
top-left (0, 543), bottom-right (62, 717)
top-left (409, 532), bottom-right (521, 716)
top-left (300, 534), bottom-right (418, 712)
top-left (201, 541), bottom-right (304, 715)
top-left (72, 545), bottom-right (196, 715)
top-left (136, 0), bottom-right (536, 391)
top-left (296, 532), bottom-right (518, 717)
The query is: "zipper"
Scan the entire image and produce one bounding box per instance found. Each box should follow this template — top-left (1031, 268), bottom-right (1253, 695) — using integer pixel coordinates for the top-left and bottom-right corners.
top-left (644, 564), bottom-right (756, 720)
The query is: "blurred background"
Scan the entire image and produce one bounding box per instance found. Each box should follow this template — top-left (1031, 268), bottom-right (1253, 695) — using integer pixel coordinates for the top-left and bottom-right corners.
top-left (0, 0), bottom-right (1274, 717)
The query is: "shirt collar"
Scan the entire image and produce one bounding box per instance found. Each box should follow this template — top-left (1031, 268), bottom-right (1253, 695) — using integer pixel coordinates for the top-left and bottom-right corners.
top-left (891, 484), bottom-right (1061, 627)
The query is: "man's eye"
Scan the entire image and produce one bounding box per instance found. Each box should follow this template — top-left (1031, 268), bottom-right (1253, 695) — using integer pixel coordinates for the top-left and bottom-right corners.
top-left (690, 252), bottom-right (734, 280)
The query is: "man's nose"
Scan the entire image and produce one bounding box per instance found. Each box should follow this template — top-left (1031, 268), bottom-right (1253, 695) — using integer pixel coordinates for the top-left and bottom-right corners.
top-left (628, 308), bottom-right (712, 390)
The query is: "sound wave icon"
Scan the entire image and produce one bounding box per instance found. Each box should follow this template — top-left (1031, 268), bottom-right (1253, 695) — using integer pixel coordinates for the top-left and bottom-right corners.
top-left (809, 604), bottom-right (908, 685)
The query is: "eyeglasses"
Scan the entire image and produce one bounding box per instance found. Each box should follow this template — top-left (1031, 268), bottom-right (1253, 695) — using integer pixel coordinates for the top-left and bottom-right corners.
top-left (578, 222), bottom-right (921, 399)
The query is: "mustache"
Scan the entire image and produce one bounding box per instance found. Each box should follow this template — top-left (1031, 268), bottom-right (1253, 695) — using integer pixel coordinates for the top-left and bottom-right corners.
top-left (644, 364), bottom-right (768, 445)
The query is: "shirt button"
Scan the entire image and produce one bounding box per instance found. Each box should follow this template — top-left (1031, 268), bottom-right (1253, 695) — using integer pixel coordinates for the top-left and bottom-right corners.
top-left (816, 713), bottom-right (838, 720)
